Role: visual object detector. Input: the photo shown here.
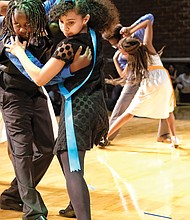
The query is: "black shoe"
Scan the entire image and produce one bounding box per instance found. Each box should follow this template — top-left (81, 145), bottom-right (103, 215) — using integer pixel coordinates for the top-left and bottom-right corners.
top-left (0, 199), bottom-right (23, 212)
top-left (35, 216), bottom-right (47, 220)
top-left (98, 138), bottom-right (110, 148)
top-left (59, 204), bottom-right (76, 218)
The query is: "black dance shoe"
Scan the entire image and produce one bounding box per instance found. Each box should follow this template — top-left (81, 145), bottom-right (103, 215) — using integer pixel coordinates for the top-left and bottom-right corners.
top-left (98, 138), bottom-right (110, 148)
top-left (0, 199), bottom-right (23, 212)
top-left (59, 204), bottom-right (76, 218)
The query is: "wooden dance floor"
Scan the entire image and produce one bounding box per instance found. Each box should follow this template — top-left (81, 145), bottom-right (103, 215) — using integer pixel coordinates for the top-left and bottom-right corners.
top-left (0, 106), bottom-right (190, 220)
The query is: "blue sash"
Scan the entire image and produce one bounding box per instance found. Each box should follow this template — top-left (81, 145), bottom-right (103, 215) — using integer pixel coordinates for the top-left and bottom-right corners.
top-left (58, 28), bottom-right (97, 172)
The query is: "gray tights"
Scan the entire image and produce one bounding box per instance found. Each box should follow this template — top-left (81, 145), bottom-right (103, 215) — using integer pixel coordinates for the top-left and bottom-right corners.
top-left (57, 151), bottom-right (91, 220)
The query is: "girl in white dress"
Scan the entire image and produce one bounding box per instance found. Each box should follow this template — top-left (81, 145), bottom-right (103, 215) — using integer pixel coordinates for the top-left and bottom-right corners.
top-left (107, 19), bottom-right (180, 147)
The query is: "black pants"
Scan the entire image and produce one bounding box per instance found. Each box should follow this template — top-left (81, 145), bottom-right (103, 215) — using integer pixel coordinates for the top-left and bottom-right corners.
top-left (178, 91), bottom-right (190, 103)
top-left (0, 88), bottom-right (55, 220)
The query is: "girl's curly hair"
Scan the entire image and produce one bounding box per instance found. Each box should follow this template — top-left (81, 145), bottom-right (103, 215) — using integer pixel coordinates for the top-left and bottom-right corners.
top-left (49, 0), bottom-right (120, 34)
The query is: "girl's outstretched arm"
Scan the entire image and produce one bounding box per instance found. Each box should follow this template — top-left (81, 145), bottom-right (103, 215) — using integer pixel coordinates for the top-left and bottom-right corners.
top-left (113, 50), bottom-right (127, 78)
top-left (120, 13), bottom-right (154, 41)
top-left (6, 36), bottom-right (65, 86)
top-left (121, 20), bottom-right (157, 55)
top-left (107, 112), bottom-right (133, 138)
top-left (6, 35), bottom-right (91, 86)
top-left (5, 37), bottom-right (92, 86)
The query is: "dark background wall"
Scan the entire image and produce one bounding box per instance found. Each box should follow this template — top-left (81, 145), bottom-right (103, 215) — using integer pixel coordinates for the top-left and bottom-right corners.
top-left (103, 0), bottom-right (190, 75)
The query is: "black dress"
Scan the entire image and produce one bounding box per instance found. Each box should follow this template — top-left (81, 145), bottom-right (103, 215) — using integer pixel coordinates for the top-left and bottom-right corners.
top-left (53, 31), bottom-right (109, 152)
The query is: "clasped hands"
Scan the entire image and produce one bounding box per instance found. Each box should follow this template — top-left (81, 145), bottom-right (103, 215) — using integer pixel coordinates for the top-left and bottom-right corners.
top-left (120, 27), bottom-right (132, 38)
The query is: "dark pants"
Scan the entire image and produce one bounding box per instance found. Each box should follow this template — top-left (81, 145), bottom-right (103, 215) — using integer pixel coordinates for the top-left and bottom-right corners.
top-left (105, 85), bottom-right (123, 111)
top-left (0, 88), bottom-right (55, 220)
top-left (178, 91), bottom-right (190, 103)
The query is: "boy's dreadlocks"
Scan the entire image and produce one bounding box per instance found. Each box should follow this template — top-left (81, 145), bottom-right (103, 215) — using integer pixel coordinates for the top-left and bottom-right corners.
top-left (1, 0), bottom-right (47, 38)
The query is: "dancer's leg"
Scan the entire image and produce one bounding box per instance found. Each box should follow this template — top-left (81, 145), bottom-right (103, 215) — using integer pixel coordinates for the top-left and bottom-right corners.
top-left (58, 151), bottom-right (91, 220)
top-left (157, 119), bottom-right (171, 143)
top-left (166, 112), bottom-right (180, 147)
top-left (109, 83), bottom-right (139, 141)
top-left (108, 113), bottom-right (134, 138)
top-left (166, 112), bottom-right (176, 136)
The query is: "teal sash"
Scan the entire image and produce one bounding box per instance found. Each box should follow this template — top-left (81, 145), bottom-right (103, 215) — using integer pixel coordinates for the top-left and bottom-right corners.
top-left (58, 28), bottom-right (97, 172)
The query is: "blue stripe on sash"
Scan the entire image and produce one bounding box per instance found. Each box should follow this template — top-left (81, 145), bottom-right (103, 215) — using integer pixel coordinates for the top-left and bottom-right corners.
top-left (58, 28), bottom-right (97, 172)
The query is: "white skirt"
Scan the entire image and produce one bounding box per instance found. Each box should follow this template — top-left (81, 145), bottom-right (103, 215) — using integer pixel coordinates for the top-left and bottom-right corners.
top-left (126, 68), bottom-right (175, 119)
